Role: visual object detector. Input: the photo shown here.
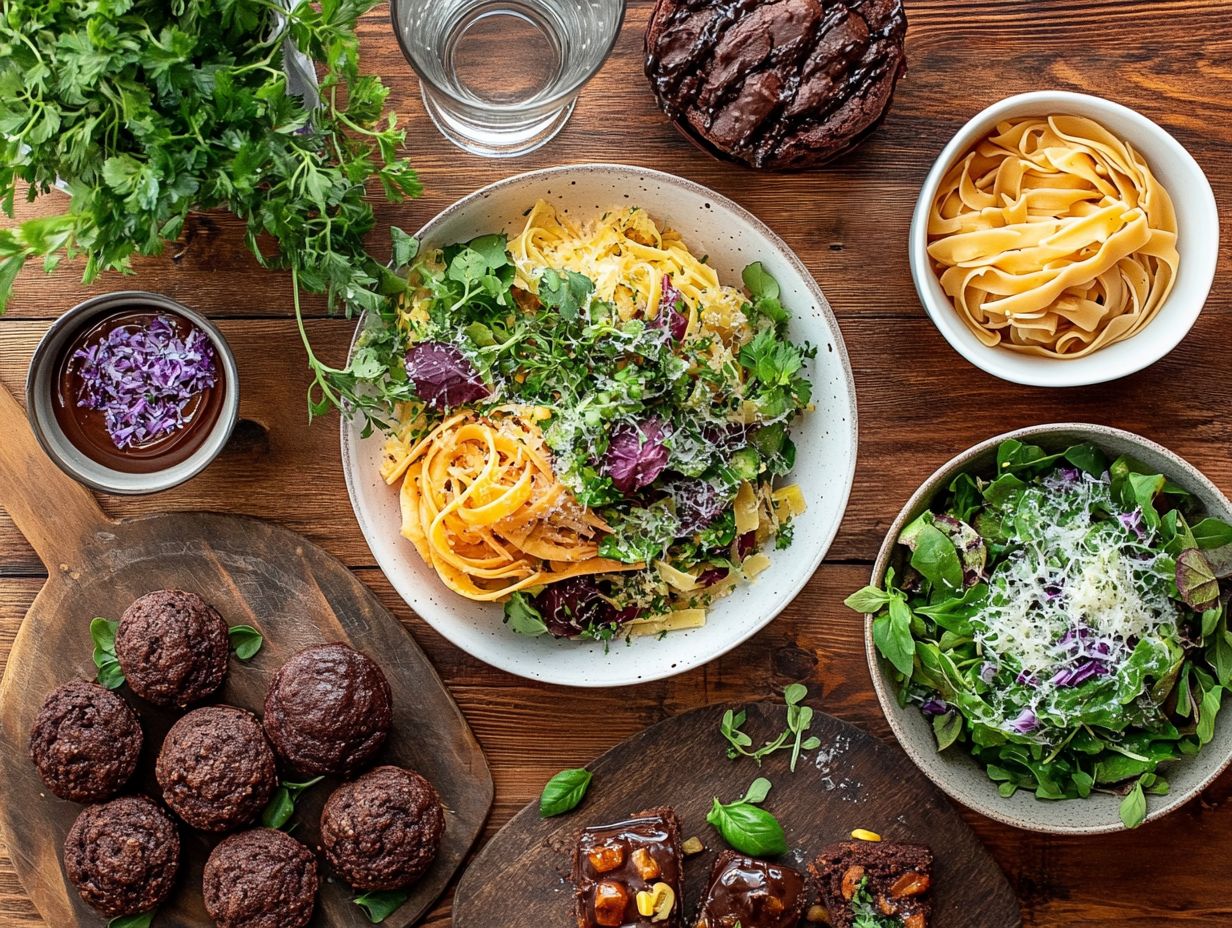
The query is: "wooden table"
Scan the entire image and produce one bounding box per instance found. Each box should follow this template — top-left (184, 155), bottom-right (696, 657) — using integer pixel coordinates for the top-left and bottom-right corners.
top-left (3, 2), bottom-right (1231, 925)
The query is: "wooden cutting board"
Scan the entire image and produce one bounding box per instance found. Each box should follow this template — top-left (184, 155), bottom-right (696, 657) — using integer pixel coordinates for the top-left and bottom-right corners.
top-left (454, 702), bottom-right (1021, 928)
top-left (0, 382), bottom-right (493, 928)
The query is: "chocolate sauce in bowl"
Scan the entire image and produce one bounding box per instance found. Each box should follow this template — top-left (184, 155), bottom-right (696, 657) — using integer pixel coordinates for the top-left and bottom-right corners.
top-left (52, 310), bottom-right (228, 474)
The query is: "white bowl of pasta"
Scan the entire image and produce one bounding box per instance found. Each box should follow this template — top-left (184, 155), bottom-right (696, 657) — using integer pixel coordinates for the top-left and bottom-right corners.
top-left (339, 164), bottom-right (858, 687)
top-left (909, 90), bottom-right (1218, 387)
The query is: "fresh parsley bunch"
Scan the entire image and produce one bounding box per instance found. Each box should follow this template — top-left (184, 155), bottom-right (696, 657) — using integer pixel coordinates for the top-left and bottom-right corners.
top-left (0, 0), bottom-right (419, 326)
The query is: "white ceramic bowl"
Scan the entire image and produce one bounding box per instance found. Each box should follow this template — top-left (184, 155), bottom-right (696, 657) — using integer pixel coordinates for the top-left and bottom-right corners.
top-left (341, 164), bottom-right (858, 687)
top-left (909, 91), bottom-right (1219, 387)
top-left (865, 424), bottom-right (1232, 834)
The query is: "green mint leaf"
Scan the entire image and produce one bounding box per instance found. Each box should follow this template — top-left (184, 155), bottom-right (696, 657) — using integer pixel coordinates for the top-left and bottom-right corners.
top-left (355, 889), bottom-right (411, 924)
top-left (228, 625), bottom-right (264, 661)
top-left (539, 768), bottom-right (592, 817)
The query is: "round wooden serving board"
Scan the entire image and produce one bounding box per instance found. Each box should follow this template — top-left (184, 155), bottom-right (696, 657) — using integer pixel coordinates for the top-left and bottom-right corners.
top-left (0, 382), bottom-right (494, 928)
top-left (454, 702), bottom-right (1021, 928)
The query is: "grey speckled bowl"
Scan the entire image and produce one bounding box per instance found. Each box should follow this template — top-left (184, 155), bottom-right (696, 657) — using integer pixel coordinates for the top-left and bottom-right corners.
top-left (864, 423), bottom-right (1232, 834)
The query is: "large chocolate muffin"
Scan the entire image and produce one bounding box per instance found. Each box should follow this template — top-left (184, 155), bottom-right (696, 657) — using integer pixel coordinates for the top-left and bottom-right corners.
top-left (645, 0), bottom-right (908, 169)
top-left (320, 765), bottom-right (446, 891)
top-left (263, 643), bottom-right (393, 777)
top-left (63, 795), bottom-right (180, 918)
top-left (203, 828), bottom-right (319, 928)
top-left (29, 680), bottom-right (143, 803)
top-left (156, 706), bottom-right (277, 832)
top-left (115, 589), bottom-right (230, 707)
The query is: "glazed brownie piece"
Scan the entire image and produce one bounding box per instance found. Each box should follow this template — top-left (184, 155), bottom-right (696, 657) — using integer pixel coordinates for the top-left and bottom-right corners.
top-left (573, 807), bottom-right (684, 928)
top-left (115, 589), bottom-right (230, 706)
top-left (29, 680), bottom-right (143, 802)
top-left (645, 0), bottom-right (908, 170)
top-left (694, 851), bottom-right (807, 928)
top-left (810, 840), bottom-right (933, 928)
top-left (63, 795), bottom-right (180, 918)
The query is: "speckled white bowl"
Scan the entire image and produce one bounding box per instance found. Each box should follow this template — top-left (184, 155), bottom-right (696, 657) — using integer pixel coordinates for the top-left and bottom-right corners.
top-left (865, 423), bottom-right (1232, 833)
top-left (909, 91), bottom-right (1219, 387)
top-left (341, 164), bottom-right (858, 687)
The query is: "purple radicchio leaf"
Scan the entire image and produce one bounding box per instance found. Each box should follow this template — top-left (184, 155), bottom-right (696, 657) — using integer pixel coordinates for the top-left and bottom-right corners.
top-left (404, 342), bottom-right (490, 410)
top-left (533, 577), bottom-right (611, 638)
top-left (1007, 708), bottom-right (1039, 735)
top-left (979, 662), bottom-right (998, 684)
top-left (671, 479), bottom-right (724, 534)
top-left (652, 274), bottom-right (688, 341)
top-left (696, 566), bottom-right (730, 587)
top-left (1176, 547), bottom-right (1220, 611)
top-left (736, 531), bottom-right (757, 560)
top-left (603, 418), bottom-right (670, 494)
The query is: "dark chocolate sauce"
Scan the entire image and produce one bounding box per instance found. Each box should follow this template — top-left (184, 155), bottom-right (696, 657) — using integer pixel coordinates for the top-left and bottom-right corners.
top-left (697, 853), bottom-right (807, 928)
top-left (52, 310), bottom-right (227, 474)
top-left (574, 813), bottom-right (683, 928)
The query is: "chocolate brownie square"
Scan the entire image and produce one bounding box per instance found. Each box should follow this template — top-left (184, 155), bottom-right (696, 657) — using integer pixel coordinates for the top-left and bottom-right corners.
top-left (694, 850), bottom-right (808, 928)
top-left (810, 840), bottom-right (933, 928)
top-left (573, 807), bottom-right (684, 928)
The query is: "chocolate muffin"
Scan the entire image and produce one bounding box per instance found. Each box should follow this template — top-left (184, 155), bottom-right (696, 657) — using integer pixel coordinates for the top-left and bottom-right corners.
top-left (29, 680), bottom-right (142, 803)
top-left (63, 795), bottom-right (180, 918)
top-left (263, 643), bottom-right (392, 777)
top-left (321, 765), bottom-right (446, 891)
top-left (156, 705), bottom-right (277, 832)
top-left (645, 0), bottom-right (908, 169)
top-left (115, 589), bottom-right (230, 706)
top-left (203, 828), bottom-right (319, 928)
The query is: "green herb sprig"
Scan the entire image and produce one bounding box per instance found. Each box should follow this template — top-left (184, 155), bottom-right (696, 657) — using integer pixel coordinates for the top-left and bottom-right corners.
top-left (539, 768), bottom-right (593, 818)
top-left (260, 776), bottom-right (323, 830)
top-left (705, 777), bottom-right (787, 856)
top-left (354, 889), bottom-right (410, 924)
top-left (720, 685), bottom-right (822, 771)
top-left (228, 625), bottom-right (264, 661)
top-left (91, 618), bottom-right (124, 690)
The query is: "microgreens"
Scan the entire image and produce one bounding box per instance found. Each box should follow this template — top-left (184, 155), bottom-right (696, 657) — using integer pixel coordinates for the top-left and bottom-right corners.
top-left (720, 685), bottom-right (822, 771)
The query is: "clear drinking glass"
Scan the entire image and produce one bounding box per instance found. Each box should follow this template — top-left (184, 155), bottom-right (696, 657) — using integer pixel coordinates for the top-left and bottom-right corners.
top-left (390, 0), bottom-right (626, 158)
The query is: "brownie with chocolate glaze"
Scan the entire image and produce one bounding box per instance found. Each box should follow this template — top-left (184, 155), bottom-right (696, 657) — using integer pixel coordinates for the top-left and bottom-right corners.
top-left (694, 851), bottom-right (807, 928)
top-left (573, 807), bottom-right (684, 928)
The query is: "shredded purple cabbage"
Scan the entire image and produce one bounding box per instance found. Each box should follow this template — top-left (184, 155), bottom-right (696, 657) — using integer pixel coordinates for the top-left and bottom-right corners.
top-left (1007, 708), bottom-right (1039, 734)
top-left (73, 315), bottom-right (218, 449)
top-left (1119, 508), bottom-right (1147, 541)
top-left (604, 418), bottom-right (670, 493)
top-left (979, 662), bottom-right (998, 684)
top-left (405, 342), bottom-right (489, 410)
top-left (920, 697), bottom-right (950, 717)
top-left (652, 274), bottom-right (688, 341)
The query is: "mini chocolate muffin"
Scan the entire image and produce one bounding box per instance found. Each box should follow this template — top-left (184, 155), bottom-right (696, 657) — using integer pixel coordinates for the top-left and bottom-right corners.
top-left (320, 765), bottom-right (446, 891)
top-left (203, 828), bottom-right (319, 928)
top-left (29, 680), bottom-right (143, 803)
top-left (63, 795), bottom-right (180, 918)
top-left (115, 589), bottom-right (230, 707)
top-left (156, 705), bottom-right (277, 832)
top-left (263, 643), bottom-right (392, 777)
top-left (645, 0), bottom-right (908, 170)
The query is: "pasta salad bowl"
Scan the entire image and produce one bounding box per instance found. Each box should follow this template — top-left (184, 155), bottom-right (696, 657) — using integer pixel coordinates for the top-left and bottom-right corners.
top-left (340, 164), bottom-right (858, 687)
top-left (909, 90), bottom-right (1218, 387)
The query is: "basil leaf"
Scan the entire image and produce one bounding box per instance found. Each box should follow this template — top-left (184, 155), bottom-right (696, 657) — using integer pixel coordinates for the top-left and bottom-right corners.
top-left (261, 777), bottom-right (324, 830)
top-left (539, 768), bottom-right (592, 818)
top-left (91, 618), bottom-right (125, 688)
top-left (355, 889), bottom-right (411, 924)
top-left (96, 655), bottom-right (126, 691)
top-left (228, 625), bottom-right (264, 661)
top-left (1119, 780), bottom-right (1148, 829)
top-left (706, 798), bottom-right (787, 856)
top-left (91, 617), bottom-right (118, 653)
top-left (873, 599), bottom-right (915, 678)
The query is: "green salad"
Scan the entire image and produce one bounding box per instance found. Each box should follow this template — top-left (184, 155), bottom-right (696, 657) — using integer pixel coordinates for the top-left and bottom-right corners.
top-left (847, 439), bottom-right (1232, 828)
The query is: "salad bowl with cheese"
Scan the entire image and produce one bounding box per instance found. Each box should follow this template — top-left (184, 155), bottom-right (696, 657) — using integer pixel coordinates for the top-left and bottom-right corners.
top-left (852, 424), bottom-right (1232, 834)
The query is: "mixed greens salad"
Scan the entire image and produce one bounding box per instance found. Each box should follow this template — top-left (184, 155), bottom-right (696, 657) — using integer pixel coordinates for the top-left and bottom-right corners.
top-left (847, 439), bottom-right (1232, 828)
top-left (346, 228), bottom-right (814, 640)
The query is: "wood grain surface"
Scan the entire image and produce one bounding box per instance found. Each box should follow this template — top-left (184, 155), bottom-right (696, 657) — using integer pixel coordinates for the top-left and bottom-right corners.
top-left (0, 383), bottom-right (493, 928)
top-left (455, 702), bottom-right (1020, 928)
top-left (3, 1), bottom-right (1232, 925)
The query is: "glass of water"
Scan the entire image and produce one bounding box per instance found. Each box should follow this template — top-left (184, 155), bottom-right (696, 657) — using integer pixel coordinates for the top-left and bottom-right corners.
top-left (391, 0), bottom-right (627, 158)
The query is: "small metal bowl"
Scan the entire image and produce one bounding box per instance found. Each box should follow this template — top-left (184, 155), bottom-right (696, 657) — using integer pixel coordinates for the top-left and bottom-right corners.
top-left (26, 291), bottom-right (239, 495)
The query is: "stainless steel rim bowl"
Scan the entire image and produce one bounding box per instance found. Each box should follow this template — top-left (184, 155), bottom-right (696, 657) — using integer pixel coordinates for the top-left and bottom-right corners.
top-left (863, 423), bottom-right (1232, 833)
top-left (25, 291), bottom-right (239, 496)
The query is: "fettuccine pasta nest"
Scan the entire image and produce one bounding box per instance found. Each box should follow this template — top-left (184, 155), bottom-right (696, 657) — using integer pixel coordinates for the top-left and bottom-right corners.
top-left (928, 115), bottom-right (1179, 358)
